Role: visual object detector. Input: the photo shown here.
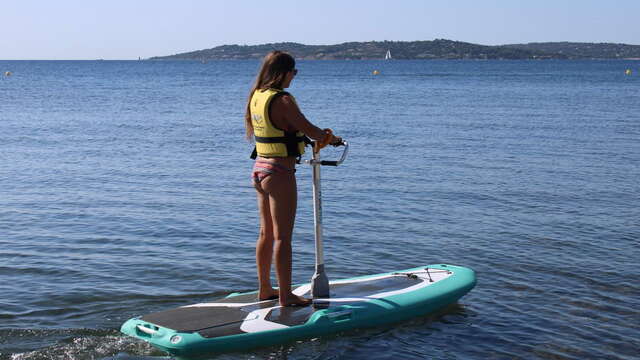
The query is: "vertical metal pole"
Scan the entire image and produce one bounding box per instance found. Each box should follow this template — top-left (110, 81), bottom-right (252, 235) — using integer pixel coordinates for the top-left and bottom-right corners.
top-left (312, 149), bottom-right (324, 266)
top-left (310, 148), bottom-right (330, 299)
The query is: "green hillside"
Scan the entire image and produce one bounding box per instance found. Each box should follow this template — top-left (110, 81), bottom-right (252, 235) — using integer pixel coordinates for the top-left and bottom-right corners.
top-left (150, 39), bottom-right (640, 60)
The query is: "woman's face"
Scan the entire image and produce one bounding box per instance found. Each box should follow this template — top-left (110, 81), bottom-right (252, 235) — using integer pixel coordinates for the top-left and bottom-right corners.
top-left (282, 68), bottom-right (297, 88)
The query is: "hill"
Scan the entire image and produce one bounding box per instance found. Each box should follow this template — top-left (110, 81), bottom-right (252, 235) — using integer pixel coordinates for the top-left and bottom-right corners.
top-left (505, 42), bottom-right (640, 59)
top-left (150, 40), bottom-right (640, 60)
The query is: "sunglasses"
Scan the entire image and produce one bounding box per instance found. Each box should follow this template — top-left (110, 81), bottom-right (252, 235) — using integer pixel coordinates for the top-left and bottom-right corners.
top-left (292, 69), bottom-right (298, 76)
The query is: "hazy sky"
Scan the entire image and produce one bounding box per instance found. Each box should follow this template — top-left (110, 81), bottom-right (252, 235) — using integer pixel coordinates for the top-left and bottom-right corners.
top-left (2, 0), bottom-right (639, 60)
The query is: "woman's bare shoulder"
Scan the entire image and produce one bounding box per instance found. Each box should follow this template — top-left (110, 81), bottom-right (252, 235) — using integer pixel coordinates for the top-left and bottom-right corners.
top-left (271, 93), bottom-right (297, 109)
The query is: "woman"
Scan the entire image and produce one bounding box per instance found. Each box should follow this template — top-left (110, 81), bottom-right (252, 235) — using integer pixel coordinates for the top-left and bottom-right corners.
top-left (245, 51), bottom-right (341, 306)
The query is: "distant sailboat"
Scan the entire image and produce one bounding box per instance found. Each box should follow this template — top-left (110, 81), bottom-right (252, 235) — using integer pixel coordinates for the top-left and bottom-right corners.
top-left (385, 49), bottom-right (392, 60)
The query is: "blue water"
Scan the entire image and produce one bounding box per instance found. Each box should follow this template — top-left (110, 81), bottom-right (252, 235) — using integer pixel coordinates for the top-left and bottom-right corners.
top-left (1, 59), bottom-right (639, 360)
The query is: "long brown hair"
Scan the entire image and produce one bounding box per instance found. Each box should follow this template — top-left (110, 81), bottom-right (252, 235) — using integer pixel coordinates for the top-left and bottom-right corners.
top-left (244, 51), bottom-right (296, 140)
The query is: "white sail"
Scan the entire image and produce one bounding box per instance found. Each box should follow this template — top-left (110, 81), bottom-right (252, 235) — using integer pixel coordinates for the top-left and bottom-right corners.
top-left (385, 50), bottom-right (392, 60)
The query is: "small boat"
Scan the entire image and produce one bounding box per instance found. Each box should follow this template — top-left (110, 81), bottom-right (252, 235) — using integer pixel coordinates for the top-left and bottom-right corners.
top-left (385, 50), bottom-right (392, 60)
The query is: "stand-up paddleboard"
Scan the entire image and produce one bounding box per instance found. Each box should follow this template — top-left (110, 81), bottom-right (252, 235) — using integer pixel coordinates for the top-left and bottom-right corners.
top-left (121, 265), bottom-right (475, 356)
top-left (120, 141), bottom-right (476, 356)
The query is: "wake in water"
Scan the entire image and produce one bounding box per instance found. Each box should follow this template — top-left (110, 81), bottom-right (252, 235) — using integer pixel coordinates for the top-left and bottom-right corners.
top-left (2, 329), bottom-right (164, 360)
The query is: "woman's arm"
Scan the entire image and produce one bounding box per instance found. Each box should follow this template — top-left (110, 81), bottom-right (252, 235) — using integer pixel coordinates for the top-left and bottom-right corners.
top-left (270, 95), bottom-right (326, 141)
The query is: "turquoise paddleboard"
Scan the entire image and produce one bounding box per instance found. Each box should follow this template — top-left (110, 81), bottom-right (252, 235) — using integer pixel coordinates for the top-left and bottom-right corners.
top-left (120, 264), bottom-right (476, 356)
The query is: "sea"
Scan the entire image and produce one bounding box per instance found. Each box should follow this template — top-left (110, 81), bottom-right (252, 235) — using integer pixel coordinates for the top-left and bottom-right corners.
top-left (0, 59), bottom-right (638, 360)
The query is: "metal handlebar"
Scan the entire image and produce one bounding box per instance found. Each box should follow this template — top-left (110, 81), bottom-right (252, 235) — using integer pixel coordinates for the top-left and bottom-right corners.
top-left (309, 141), bottom-right (349, 166)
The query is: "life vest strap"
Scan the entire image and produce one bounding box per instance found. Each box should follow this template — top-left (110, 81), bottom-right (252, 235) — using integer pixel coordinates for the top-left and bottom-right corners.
top-left (254, 135), bottom-right (307, 144)
top-left (250, 135), bottom-right (312, 160)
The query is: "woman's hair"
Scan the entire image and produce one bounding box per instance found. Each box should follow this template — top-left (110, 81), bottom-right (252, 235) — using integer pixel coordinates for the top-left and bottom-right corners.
top-left (244, 51), bottom-right (296, 140)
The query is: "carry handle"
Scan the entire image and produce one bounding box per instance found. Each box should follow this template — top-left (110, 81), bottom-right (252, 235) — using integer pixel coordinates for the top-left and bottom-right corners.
top-left (326, 309), bottom-right (353, 322)
top-left (136, 324), bottom-right (158, 336)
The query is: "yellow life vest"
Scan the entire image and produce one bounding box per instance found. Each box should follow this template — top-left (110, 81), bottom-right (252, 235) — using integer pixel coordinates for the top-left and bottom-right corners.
top-left (250, 88), bottom-right (307, 158)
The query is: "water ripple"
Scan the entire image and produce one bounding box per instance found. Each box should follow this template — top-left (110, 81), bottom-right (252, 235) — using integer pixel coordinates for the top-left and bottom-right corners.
top-left (1, 59), bottom-right (639, 359)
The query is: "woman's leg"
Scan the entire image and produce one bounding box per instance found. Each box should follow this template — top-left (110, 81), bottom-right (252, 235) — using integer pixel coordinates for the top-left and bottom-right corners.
top-left (261, 171), bottom-right (311, 306)
top-left (255, 185), bottom-right (278, 300)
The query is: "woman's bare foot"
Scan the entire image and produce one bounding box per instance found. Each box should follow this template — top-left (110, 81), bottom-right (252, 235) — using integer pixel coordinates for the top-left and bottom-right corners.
top-left (258, 287), bottom-right (279, 301)
top-left (279, 294), bottom-right (312, 307)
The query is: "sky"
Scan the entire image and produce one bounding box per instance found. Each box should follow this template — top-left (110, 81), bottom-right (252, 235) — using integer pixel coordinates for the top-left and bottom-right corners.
top-left (1, 0), bottom-right (639, 60)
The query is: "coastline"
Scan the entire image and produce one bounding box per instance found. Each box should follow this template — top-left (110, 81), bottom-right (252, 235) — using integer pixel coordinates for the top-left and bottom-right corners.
top-left (148, 40), bottom-right (640, 61)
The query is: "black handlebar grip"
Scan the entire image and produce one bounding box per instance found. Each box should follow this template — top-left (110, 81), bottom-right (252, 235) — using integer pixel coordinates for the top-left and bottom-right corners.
top-left (320, 161), bottom-right (339, 166)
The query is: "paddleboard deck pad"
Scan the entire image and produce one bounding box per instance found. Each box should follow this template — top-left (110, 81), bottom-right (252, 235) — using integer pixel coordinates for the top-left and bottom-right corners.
top-left (120, 264), bottom-right (475, 356)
